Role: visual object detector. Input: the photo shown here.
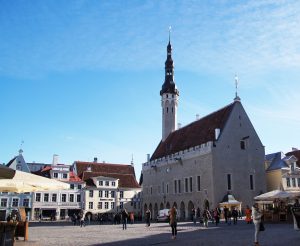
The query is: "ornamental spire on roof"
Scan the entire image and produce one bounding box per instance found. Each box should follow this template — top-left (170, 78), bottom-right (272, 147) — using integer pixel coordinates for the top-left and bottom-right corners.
top-left (160, 26), bottom-right (179, 96)
top-left (234, 74), bottom-right (241, 102)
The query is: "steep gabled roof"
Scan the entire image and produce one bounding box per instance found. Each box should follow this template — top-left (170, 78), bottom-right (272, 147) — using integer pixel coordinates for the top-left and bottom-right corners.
top-left (286, 149), bottom-right (300, 168)
top-left (265, 152), bottom-right (289, 171)
top-left (82, 171), bottom-right (140, 189)
top-left (151, 102), bottom-right (236, 160)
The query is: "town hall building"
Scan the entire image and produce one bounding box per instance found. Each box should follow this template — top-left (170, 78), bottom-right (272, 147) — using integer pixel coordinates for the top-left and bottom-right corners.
top-left (141, 37), bottom-right (266, 220)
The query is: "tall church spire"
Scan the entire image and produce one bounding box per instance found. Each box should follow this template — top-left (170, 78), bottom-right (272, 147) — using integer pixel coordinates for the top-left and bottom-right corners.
top-left (161, 29), bottom-right (179, 141)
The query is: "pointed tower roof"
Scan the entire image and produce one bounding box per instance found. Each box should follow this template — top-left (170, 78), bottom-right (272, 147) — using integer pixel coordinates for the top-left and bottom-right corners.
top-left (160, 28), bottom-right (179, 96)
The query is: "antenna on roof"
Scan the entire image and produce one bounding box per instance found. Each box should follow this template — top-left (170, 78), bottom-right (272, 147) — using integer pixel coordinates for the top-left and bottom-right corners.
top-left (131, 154), bottom-right (134, 166)
top-left (234, 74), bottom-right (241, 102)
top-left (169, 26), bottom-right (171, 43)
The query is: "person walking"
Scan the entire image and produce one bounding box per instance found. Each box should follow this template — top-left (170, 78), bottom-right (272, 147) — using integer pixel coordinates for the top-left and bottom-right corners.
top-left (122, 209), bottom-right (129, 230)
top-left (223, 206), bottom-right (229, 224)
top-left (169, 206), bottom-right (177, 239)
top-left (202, 208), bottom-right (210, 228)
top-left (214, 207), bottom-right (220, 226)
top-left (145, 209), bottom-right (151, 227)
top-left (252, 203), bottom-right (263, 246)
top-left (192, 208), bottom-right (196, 225)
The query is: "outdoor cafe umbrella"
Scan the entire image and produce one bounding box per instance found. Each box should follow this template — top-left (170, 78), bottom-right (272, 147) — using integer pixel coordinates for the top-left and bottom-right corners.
top-left (254, 189), bottom-right (300, 201)
top-left (0, 164), bottom-right (70, 193)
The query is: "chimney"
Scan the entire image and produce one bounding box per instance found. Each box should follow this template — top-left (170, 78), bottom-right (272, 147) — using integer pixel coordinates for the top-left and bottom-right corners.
top-left (196, 114), bottom-right (200, 120)
top-left (93, 157), bottom-right (98, 163)
top-left (147, 154), bottom-right (150, 162)
top-left (52, 154), bottom-right (59, 165)
top-left (177, 123), bottom-right (182, 129)
top-left (215, 128), bottom-right (221, 140)
top-left (292, 147), bottom-right (298, 151)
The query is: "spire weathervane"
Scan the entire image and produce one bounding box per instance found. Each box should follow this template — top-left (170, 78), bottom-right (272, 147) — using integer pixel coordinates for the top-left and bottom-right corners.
top-left (169, 26), bottom-right (171, 43)
top-left (234, 74), bottom-right (241, 102)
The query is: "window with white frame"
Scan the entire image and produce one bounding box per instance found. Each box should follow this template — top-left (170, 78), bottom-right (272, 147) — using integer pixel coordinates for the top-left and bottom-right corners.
top-left (35, 193), bottom-right (41, 202)
top-left (120, 191), bottom-right (124, 199)
top-left (89, 202), bottom-right (93, 209)
top-left (105, 191), bottom-right (109, 198)
top-left (12, 198), bottom-right (19, 207)
top-left (292, 178), bottom-right (296, 187)
top-left (111, 191), bottom-right (115, 198)
top-left (61, 194), bottom-right (67, 202)
top-left (69, 194), bottom-right (74, 202)
top-left (120, 202), bottom-right (124, 209)
top-left (112, 181), bottom-right (116, 187)
top-left (77, 194), bottom-right (81, 202)
top-left (111, 202), bottom-right (115, 209)
top-left (78, 184), bottom-right (82, 190)
top-left (44, 193), bottom-right (49, 202)
top-left (98, 202), bottom-right (102, 209)
top-left (1, 198), bottom-right (8, 207)
top-left (105, 202), bottom-right (109, 209)
top-left (89, 190), bottom-right (94, 198)
top-left (286, 177), bottom-right (291, 187)
top-left (99, 190), bottom-right (103, 198)
top-left (99, 181), bottom-right (103, 186)
top-left (53, 173), bottom-right (58, 178)
top-left (70, 184), bottom-right (74, 189)
top-left (105, 181), bottom-right (109, 186)
top-left (52, 194), bottom-right (57, 202)
top-left (63, 173), bottom-right (67, 179)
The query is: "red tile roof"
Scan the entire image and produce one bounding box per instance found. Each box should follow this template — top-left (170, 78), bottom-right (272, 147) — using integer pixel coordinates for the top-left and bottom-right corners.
top-left (69, 171), bottom-right (83, 183)
top-left (286, 149), bottom-right (300, 167)
top-left (151, 102), bottom-right (236, 160)
top-left (74, 162), bottom-right (140, 189)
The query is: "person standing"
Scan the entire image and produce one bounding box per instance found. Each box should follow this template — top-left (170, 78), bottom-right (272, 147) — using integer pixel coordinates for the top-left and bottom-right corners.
top-left (232, 207), bottom-right (238, 225)
top-left (214, 207), bottom-right (220, 226)
top-left (122, 209), bottom-right (129, 230)
top-left (223, 206), bottom-right (229, 224)
top-left (145, 209), bottom-right (151, 227)
top-left (202, 208), bottom-right (210, 228)
top-left (245, 205), bottom-right (252, 224)
top-left (129, 212), bottom-right (134, 225)
top-left (192, 208), bottom-right (196, 225)
top-left (252, 203), bottom-right (263, 246)
top-left (169, 206), bottom-right (177, 239)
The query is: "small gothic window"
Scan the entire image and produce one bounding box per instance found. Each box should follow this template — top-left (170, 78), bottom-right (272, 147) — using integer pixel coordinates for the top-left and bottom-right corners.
top-left (240, 140), bottom-right (245, 150)
top-left (166, 94), bottom-right (168, 98)
top-left (167, 107), bottom-right (169, 113)
top-left (172, 107), bottom-right (173, 113)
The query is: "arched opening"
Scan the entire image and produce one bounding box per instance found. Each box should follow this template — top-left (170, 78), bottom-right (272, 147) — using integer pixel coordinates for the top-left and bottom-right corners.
top-left (160, 202), bottom-right (164, 210)
top-left (173, 202), bottom-right (178, 209)
top-left (180, 201), bottom-right (185, 221)
top-left (166, 202), bottom-right (170, 209)
top-left (188, 201), bottom-right (195, 221)
top-left (149, 203), bottom-right (153, 220)
top-left (144, 203), bottom-right (148, 217)
top-left (154, 203), bottom-right (158, 219)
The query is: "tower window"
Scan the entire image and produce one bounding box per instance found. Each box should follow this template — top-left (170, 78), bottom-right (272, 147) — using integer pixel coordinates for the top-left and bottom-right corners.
top-left (167, 107), bottom-right (168, 113)
top-left (250, 175), bottom-right (254, 190)
top-left (227, 174), bottom-right (232, 190)
top-left (166, 94), bottom-right (168, 98)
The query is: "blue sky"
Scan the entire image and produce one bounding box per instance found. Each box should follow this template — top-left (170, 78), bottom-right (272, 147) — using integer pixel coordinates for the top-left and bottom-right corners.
top-left (1, 0), bottom-right (300, 178)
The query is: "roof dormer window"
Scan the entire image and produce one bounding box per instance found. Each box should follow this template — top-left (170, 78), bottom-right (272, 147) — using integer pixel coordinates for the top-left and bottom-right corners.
top-left (291, 162), bottom-right (295, 172)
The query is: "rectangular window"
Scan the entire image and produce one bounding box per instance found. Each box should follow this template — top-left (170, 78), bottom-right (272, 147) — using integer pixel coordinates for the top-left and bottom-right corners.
top-left (69, 194), bottom-right (74, 202)
top-left (286, 178), bottom-right (291, 187)
top-left (166, 184), bottom-right (169, 194)
top-left (44, 193), bottom-right (49, 202)
top-left (89, 202), bottom-right (93, 209)
top-left (52, 194), bottom-right (57, 202)
top-left (35, 193), bottom-right (41, 202)
top-left (197, 176), bottom-right (201, 191)
top-left (1, 198), bottom-right (8, 207)
top-left (189, 177), bottom-right (193, 192)
top-left (291, 163), bottom-right (295, 172)
top-left (99, 190), bottom-right (103, 198)
top-left (54, 173), bottom-right (58, 178)
top-left (23, 198), bottom-right (29, 207)
top-left (250, 175), bottom-right (254, 190)
top-left (61, 194), bottom-right (67, 202)
top-left (98, 202), bottom-right (102, 209)
top-left (178, 180), bottom-right (181, 193)
top-left (12, 198), bottom-right (19, 207)
top-left (70, 184), bottom-right (74, 189)
top-left (227, 174), bottom-right (232, 190)
top-left (78, 184), bottom-right (82, 190)
top-left (105, 181), bottom-right (109, 186)
top-left (112, 181), bottom-right (116, 187)
top-left (120, 202), bottom-right (124, 209)
top-left (63, 173), bottom-right (67, 179)
top-left (89, 190), bottom-right (94, 198)
top-left (120, 191), bottom-right (124, 199)
top-left (174, 180), bottom-right (177, 194)
top-left (150, 186), bottom-right (153, 195)
top-left (105, 202), bottom-right (109, 209)
top-left (240, 140), bottom-right (246, 150)
top-left (111, 191), bottom-right (115, 198)
top-left (111, 202), bottom-right (115, 209)
top-left (99, 181), bottom-right (103, 186)
top-left (292, 178), bottom-right (296, 187)
top-left (77, 194), bottom-right (81, 202)
top-left (162, 182), bottom-right (165, 194)
top-left (185, 178), bottom-right (188, 193)
top-left (105, 191), bottom-right (109, 198)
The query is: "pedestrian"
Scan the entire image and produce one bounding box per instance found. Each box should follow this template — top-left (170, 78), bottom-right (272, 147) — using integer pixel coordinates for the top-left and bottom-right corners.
top-left (252, 203), bottom-right (263, 246)
top-left (169, 205), bottom-right (177, 239)
top-left (192, 208), bottom-right (196, 225)
top-left (39, 213), bottom-right (42, 222)
top-left (72, 213), bottom-right (77, 226)
top-left (245, 205), bottom-right (252, 224)
top-left (227, 209), bottom-right (232, 225)
top-left (202, 208), bottom-right (210, 228)
top-left (80, 212), bottom-right (86, 227)
top-left (196, 207), bottom-right (201, 224)
top-left (214, 207), bottom-right (220, 226)
top-left (145, 209), bottom-right (151, 227)
top-left (122, 209), bottom-right (129, 230)
top-left (223, 206), bottom-right (229, 224)
top-left (232, 207), bottom-right (238, 225)
top-left (130, 212), bottom-right (134, 224)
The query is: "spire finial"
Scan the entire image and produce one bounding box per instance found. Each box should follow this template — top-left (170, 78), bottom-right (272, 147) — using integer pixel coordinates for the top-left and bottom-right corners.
top-left (234, 74), bottom-right (241, 102)
top-left (131, 154), bottom-right (134, 166)
top-left (169, 26), bottom-right (171, 43)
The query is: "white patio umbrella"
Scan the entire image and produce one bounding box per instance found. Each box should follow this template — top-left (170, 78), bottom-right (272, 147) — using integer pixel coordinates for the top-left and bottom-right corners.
top-left (254, 189), bottom-right (297, 201)
top-left (0, 165), bottom-right (69, 193)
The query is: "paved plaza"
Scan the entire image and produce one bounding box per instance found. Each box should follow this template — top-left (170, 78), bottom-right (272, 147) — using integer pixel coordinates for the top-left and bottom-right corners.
top-left (18, 220), bottom-right (300, 246)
